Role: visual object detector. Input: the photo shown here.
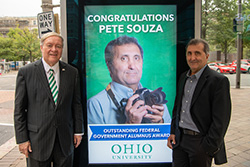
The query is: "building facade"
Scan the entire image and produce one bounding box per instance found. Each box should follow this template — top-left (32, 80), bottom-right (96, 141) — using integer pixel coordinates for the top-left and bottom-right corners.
top-left (0, 17), bottom-right (37, 36)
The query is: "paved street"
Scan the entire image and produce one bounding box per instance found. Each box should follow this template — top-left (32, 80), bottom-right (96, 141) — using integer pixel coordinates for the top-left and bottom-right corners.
top-left (0, 71), bottom-right (250, 166)
top-left (226, 73), bottom-right (250, 88)
top-left (0, 71), bottom-right (24, 167)
top-left (0, 72), bottom-right (16, 90)
top-left (0, 71), bottom-right (16, 147)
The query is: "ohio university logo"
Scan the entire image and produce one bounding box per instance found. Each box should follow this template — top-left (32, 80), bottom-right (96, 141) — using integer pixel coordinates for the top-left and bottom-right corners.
top-left (111, 143), bottom-right (153, 160)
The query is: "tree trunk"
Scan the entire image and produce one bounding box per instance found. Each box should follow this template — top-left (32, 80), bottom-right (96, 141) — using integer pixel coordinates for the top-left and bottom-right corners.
top-left (23, 56), bottom-right (26, 66)
top-left (224, 42), bottom-right (228, 63)
top-left (29, 51), bottom-right (33, 62)
top-left (202, 0), bottom-right (208, 39)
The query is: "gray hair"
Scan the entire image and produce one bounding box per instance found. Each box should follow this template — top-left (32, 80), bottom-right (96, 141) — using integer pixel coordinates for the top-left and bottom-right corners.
top-left (40, 32), bottom-right (64, 46)
top-left (105, 35), bottom-right (143, 68)
top-left (186, 38), bottom-right (209, 55)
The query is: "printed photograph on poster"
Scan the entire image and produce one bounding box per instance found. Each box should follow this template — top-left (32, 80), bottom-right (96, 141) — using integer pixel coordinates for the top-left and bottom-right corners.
top-left (85, 5), bottom-right (176, 164)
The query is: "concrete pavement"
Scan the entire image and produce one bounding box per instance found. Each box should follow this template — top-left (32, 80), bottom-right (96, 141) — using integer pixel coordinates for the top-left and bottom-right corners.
top-left (217, 88), bottom-right (250, 167)
top-left (0, 71), bottom-right (250, 166)
top-left (0, 71), bottom-right (26, 167)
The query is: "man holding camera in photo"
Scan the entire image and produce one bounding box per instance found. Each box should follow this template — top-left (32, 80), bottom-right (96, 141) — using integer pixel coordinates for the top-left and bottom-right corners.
top-left (87, 35), bottom-right (171, 124)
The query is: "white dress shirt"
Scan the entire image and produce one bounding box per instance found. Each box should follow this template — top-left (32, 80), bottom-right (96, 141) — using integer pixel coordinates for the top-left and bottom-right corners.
top-left (42, 58), bottom-right (60, 91)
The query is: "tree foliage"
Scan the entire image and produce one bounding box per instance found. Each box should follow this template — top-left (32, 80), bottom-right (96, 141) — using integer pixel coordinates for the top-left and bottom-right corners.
top-left (202, 0), bottom-right (238, 63)
top-left (242, 0), bottom-right (250, 58)
top-left (0, 35), bottom-right (13, 60)
top-left (0, 27), bottom-right (41, 63)
top-left (203, 0), bottom-right (250, 60)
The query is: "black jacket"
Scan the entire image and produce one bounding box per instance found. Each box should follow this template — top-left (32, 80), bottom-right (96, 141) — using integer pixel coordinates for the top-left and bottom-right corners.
top-left (14, 59), bottom-right (84, 161)
top-left (171, 66), bottom-right (231, 165)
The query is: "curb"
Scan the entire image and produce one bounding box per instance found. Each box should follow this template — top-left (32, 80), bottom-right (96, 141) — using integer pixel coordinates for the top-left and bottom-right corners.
top-left (0, 137), bottom-right (16, 159)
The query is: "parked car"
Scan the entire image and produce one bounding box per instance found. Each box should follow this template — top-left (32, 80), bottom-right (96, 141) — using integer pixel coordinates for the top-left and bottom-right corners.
top-left (241, 59), bottom-right (250, 63)
top-left (230, 60), bottom-right (250, 73)
top-left (208, 62), bottom-right (236, 74)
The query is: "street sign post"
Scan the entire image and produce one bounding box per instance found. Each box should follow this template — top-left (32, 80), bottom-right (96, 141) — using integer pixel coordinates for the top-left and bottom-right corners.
top-left (37, 11), bottom-right (55, 38)
top-left (236, 0), bottom-right (243, 89)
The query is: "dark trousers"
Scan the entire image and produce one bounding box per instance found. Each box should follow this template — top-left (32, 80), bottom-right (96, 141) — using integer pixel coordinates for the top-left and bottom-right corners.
top-left (27, 136), bottom-right (73, 167)
top-left (173, 133), bottom-right (212, 167)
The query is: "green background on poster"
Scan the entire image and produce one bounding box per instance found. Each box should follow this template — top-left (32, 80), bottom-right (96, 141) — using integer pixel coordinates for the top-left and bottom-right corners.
top-left (85, 5), bottom-right (176, 114)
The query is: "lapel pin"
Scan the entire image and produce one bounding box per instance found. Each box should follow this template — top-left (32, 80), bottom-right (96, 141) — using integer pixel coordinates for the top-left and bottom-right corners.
top-left (62, 68), bottom-right (65, 71)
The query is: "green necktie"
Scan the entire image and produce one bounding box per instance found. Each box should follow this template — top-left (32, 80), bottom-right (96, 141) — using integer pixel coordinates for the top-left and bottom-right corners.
top-left (49, 69), bottom-right (58, 103)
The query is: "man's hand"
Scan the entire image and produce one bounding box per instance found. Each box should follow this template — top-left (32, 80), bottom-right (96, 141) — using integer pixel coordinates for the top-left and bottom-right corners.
top-left (19, 141), bottom-right (32, 158)
top-left (143, 104), bottom-right (164, 123)
top-left (74, 135), bottom-right (82, 148)
top-left (125, 94), bottom-right (148, 123)
top-left (167, 134), bottom-right (176, 149)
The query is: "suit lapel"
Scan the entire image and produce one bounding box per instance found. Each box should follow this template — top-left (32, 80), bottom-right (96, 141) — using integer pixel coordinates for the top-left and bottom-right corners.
top-left (56, 61), bottom-right (67, 105)
top-left (176, 73), bottom-right (188, 125)
top-left (191, 66), bottom-right (209, 106)
top-left (35, 59), bottom-right (55, 107)
top-left (178, 73), bottom-right (188, 100)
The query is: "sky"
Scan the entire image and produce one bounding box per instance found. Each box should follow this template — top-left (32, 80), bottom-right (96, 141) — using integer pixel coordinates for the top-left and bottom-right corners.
top-left (0, 0), bottom-right (60, 17)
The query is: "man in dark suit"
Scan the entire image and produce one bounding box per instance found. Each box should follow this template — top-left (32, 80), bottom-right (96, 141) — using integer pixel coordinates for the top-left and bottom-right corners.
top-left (167, 38), bottom-right (231, 167)
top-left (14, 32), bottom-right (84, 167)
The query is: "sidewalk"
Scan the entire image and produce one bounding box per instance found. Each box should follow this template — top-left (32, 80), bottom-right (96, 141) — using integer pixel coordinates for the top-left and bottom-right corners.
top-left (0, 74), bottom-right (250, 166)
top-left (0, 70), bottom-right (26, 167)
top-left (0, 142), bottom-right (26, 167)
top-left (217, 88), bottom-right (250, 167)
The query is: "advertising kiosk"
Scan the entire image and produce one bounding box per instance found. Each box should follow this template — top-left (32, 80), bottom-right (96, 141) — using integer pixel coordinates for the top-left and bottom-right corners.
top-left (63, 0), bottom-right (195, 166)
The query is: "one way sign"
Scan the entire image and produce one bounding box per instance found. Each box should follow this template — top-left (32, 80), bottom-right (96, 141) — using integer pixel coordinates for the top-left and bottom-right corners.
top-left (37, 11), bottom-right (55, 38)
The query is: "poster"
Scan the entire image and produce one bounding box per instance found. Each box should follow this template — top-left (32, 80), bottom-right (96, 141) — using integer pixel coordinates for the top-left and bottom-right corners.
top-left (85, 5), bottom-right (176, 164)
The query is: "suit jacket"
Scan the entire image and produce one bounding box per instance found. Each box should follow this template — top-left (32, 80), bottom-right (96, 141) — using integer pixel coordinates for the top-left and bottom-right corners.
top-left (14, 59), bottom-right (84, 161)
top-left (170, 66), bottom-right (231, 165)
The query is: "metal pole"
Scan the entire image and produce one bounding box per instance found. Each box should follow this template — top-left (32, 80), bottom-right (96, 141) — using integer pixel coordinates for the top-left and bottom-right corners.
top-left (41, 0), bottom-right (53, 12)
top-left (236, 0), bottom-right (242, 89)
top-left (61, 0), bottom-right (68, 63)
top-left (41, 0), bottom-right (60, 12)
top-left (195, 0), bottom-right (202, 38)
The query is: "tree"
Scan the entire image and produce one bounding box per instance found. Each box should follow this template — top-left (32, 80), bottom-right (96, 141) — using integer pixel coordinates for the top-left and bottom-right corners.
top-left (202, 0), bottom-right (214, 40)
top-left (7, 27), bottom-right (41, 64)
top-left (203, 0), bottom-right (238, 63)
top-left (0, 35), bottom-right (13, 60)
top-left (242, 1), bottom-right (250, 58)
top-left (202, 0), bottom-right (250, 61)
